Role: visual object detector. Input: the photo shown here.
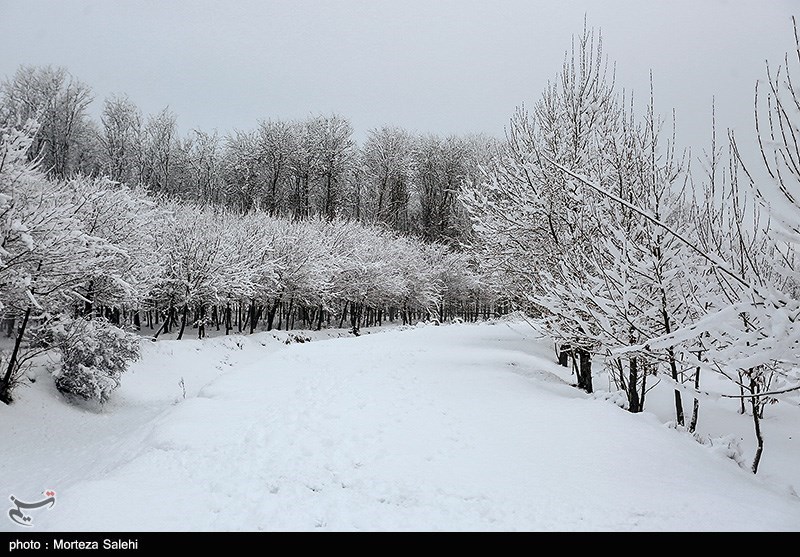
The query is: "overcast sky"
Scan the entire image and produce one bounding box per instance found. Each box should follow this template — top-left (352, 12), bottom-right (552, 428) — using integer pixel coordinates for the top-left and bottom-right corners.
top-left (0, 0), bottom-right (796, 158)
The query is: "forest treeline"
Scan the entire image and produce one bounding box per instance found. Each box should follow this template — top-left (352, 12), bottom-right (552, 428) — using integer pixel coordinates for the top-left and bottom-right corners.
top-left (0, 64), bottom-right (496, 243)
top-left (0, 66), bottom-right (504, 404)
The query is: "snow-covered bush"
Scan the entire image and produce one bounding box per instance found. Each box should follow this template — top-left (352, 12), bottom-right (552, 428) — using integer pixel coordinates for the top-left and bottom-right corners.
top-left (51, 317), bottom-right (141, 403)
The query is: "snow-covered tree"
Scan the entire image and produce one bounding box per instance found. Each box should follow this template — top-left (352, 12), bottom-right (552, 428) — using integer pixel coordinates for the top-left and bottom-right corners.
top-left (461, 24), bottom-right (620, 393)
top-left (0, 65), bottom-right (94, 178)
top-left (0, 126), bottom-right (136, 402)
top-left (151, 202), bottom-right (261, 340)
top-left (362, 126), bottom-right (416, 232)
top-left (98, 94), bottom-right (143, 185)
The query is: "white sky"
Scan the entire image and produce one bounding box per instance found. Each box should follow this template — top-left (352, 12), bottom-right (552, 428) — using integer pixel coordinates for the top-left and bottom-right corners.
top-left (0, 0), bottom-right (797, 158)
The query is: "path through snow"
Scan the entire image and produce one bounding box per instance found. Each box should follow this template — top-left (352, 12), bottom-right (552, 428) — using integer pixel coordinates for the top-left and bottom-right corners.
top-left (4, 322), bottom-right (800, 531)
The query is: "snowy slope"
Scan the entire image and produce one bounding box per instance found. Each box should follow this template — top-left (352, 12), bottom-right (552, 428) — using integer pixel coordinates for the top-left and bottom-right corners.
top-left (2, 321), bottom-right (799, 532)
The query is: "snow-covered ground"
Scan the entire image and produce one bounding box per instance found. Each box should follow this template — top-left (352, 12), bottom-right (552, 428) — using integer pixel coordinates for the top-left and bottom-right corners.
top-left (2, 319), bottom-right (799, 531)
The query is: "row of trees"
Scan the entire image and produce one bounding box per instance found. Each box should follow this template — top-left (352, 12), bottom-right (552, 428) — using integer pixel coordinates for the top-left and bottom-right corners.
top-left (461, 22), bottom-right (800, 474)
top-left (0, 124), bottom-right (494, 404)
top-left (0, 66), bottom-right (495, 245)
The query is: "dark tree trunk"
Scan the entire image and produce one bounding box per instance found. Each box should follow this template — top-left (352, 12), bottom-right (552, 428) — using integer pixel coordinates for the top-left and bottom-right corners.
top-left (351, 303), bottom-right (362, 335)
top-left (339, 301), bottom-right (348, 329)
top-left (575, 348), bottom-right (593, 393)
top-left (267, 298), bottom-right (280, 331)
top-left (0, 306), bottom-right (32, 404)
top-left (689, 365), bottom-right (701, 433)
top-left (225, 303), bottom-right (232, 335)
top-left (153, 316), bottom-right (169, 339)
top-left (628, 356), bottom-right (640, 413)
top-left (285, 298), bottom-right (294, 332)
top-left (249, 301), bottom-right (259, 335)
top-left (177, 304), bottom-right (189, 340)
top-left (198, 305), bottom-right (206, 339)
top-left (639, 360), bottom-right (647, 411)
top-left (667, 349), bottom-right (685, 427)
top-left (749, 375), bottom-right (764, 474)
top-left (163, 306), bottom-right (172, 334)
top-left (558, 344), bottom-right (571, 367)
top-left (133, 310), bottom-right (141, 330)
top-left (738, 372), bottom-right (747, 414)
top-left (316, 304), bottom-right (324, 331)
top-left (212, 305), bottom-right (220, 331)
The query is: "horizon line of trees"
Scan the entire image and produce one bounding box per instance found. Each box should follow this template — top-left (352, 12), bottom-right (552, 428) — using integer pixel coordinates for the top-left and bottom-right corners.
top-left (0, 64), bottom-right (497, 247)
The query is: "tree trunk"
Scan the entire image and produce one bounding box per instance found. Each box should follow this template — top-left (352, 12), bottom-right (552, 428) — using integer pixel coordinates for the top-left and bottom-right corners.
top-left (737, 372), bottom-right (746, 414)
top-left (689, 365), bottom-right (701, 433)
top-left (627, 356), bottom-right (640, 413)
top-left (176, 304), bottom-right (189, 340)
top-left (198, 305), bottom-right (206, 339)
top-left (575, 348), bottom-right (593, 393)
top-left (351, 302), bottom-right (362, 335)
top-left (558, 344), bottom-right (571, 367)
top-left (667, 349), bottom-right (685, 427)
top-left (285, 298), bottom-right (294, 332)
top-left (749, 375), bottom-right (764, 474)
top-left (153, 316), bottom-right (169, 339)
top-left (639, 360), bottom-right (647, 411)
top-left (316, 304), bottom-right (324, 331)
top-left (267, 298), bottom-right (280, 331)
top-left (249, 301), bottom-right (259, 335)
top-left (225, 303), bottom-right (232, 335)
top-left (0, 306), bottom-right (32, 404)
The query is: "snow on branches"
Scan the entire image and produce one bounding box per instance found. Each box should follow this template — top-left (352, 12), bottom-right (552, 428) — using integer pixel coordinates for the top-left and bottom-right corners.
top-left (461, 20), bottom-right (800, 474)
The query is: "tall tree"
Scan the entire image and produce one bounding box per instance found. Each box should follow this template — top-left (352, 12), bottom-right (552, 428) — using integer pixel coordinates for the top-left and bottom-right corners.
top-left (0, 65), bottom-right (94, 178)
top-left (362, 126), bottom-right (415, 232)
top-left (98, 93), bottom-right (143, 185)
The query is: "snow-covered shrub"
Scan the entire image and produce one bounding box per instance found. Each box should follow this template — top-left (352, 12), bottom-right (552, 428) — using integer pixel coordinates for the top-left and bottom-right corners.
top-left (591, 390), bottom-right (629, 410)
top-left (692, 432), bottom-right (747, 470)
top-left (284, 333), bottom-right (311, 345)
top-left (51, 317), bottom-right (141, 403)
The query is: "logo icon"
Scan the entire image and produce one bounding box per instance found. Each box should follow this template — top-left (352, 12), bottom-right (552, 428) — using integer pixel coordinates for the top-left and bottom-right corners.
top-left (7, 491), bottom-right (56, 527)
